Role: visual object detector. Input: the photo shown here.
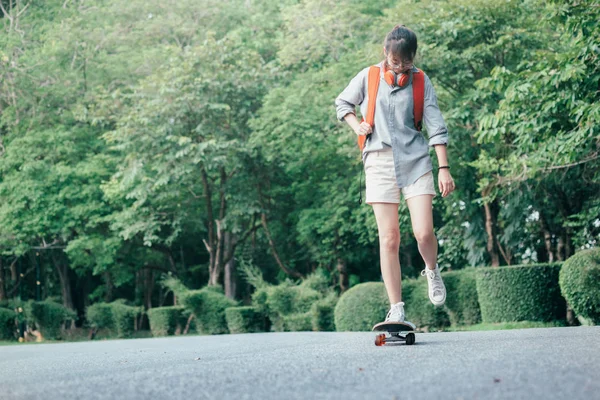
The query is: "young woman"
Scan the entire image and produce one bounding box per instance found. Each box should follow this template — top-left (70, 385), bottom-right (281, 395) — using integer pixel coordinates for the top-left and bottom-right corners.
top-left (335, 25), bottom-right (455, 327)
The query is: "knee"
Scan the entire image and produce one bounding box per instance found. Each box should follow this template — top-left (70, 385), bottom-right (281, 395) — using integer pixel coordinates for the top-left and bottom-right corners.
top-left (379, 230), bottom-right (400, 253)
top-left (414, 230), bottom-right (435, 244)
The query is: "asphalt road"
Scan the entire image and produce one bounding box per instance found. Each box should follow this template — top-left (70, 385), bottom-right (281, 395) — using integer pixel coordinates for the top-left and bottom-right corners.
top-left (1, 326), bottom-right (598, 400)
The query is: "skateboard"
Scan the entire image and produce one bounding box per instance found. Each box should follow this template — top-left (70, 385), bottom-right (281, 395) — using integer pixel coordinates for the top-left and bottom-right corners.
top-left (372, 321), bottom-right (416, 346)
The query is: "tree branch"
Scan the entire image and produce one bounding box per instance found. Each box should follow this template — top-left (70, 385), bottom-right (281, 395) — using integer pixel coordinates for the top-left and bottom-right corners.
top-left (260, 213), bottom-right (303, 278)
top-left (544, 152), bottom-right (599, 171)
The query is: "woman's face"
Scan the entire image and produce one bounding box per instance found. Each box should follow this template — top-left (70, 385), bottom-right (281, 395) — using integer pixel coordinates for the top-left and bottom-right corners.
top-left (384, 49), bottom-right (413, 73)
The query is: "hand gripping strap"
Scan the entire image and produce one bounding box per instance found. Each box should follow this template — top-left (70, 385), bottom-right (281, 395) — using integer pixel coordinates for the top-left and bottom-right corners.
top-left (358, 66), bottom-right (381, 151)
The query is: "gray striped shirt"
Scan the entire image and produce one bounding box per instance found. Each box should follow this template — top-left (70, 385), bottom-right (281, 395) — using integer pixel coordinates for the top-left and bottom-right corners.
top-left (335, 61), bottom-right (449, 188)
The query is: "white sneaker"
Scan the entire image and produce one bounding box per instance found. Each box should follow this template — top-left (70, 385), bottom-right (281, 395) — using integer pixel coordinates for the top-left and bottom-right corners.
top-left (385, 301), bottom-right (416, 329)
top-left (421, 263), bottom-right (446, 306)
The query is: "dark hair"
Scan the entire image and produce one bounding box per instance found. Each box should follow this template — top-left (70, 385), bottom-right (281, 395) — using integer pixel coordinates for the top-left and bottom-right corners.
top-left (384, 25), bottom-right (418, 62)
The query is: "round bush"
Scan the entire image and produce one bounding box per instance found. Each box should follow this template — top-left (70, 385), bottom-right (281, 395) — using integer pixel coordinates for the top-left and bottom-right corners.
top-left (147, 306), bottom-right (184, 337)
top-left (443, 269), bottom-right (481, 326)
top-left (225, 306), bottom-right (267, 334)
top-left (0, 308), bottom-right (16, 340)
top-left (559, 248), bottom-right (600, 325)
top-left (476, 263), bottom-right (566, 323)
top-left (334, 282), bottom-right (388, 331)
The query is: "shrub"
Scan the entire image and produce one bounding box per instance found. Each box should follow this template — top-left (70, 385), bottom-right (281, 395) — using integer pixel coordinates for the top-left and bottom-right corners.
top-left (299, 268), bottom-right (330, 294)
top-left (283, 312), bottom-right (313, 331)
top-left (311, 291), bottom-right (338, 332)
top-left (402, 279), bottom-right (450, 330)
top-left (443, 269), bottom-right (481, 326)
top-left (262, 283), bottom-right (322, 332)
top-left (110, 302), bottom-right (141, 338)
top-left (183, 287), bottom-right (238, 334)
top-left (266, 281), bottom-right (296, 316)
top-left (559, 248), bottom-right (600, 325)
top-left (294, 287), bottom-right (322, 314)
top-left (225, 306), bottom-right (267, 334)
top-left (147, 306), bottom-right (185, 336)
top-left (29, 301), bottom-right (76, 340)
top-left (161, 276), bottom-right (191, 300)
top-left (251, 287), bottom-right (270, 313)
top-left (334, 282), bottom-right (389, 331)
top-left (86, 303), bottom-right (115, 331)
top-left (334, 280), bottom-right (450, 332)
top-left (476, 263), bottom-right (566, 323)
top-left (0, 308), bottom-right (16, 340)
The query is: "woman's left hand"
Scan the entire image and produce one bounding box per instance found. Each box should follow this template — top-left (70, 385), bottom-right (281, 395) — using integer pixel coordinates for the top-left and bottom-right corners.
top-left (438, 169), bottom-right (455, 197)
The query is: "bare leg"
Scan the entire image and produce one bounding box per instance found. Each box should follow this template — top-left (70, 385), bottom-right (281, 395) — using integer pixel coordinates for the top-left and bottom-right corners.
top-left (371, 203), bottom-right (402, 304)
top-left (406, 194), bottom-right (437, 270)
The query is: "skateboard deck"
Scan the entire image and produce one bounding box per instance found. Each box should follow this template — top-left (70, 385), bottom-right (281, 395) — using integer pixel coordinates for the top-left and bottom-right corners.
top-left (372, 321), bottom-right (416, 346)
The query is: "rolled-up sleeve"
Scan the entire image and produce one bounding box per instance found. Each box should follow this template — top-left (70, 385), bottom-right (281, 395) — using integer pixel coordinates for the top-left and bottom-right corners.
top-left (423, 74), bottom-right (449, 147)
top-left (335, 68), bottom-right (367, 122)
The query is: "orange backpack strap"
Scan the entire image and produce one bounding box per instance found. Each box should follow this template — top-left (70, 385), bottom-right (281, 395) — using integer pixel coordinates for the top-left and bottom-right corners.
top-left (358, 66), bottom-right (381, 151)
top-left (412, 69), bottom-right (425, 131)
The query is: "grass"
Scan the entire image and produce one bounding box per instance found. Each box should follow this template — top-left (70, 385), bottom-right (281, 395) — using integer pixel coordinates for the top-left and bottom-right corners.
top-left (445, 320), bottom-right (567, 332)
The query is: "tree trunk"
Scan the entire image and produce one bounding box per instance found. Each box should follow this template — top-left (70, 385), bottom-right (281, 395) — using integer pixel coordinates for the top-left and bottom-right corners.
top-left (539, 214), bottom-right (554, 263)
top-left (104, 271), bottom-right (113, 303)
top-left (565, 227), bottom-right (573, 259)
top-left (483, 198), bottom-right (500, 267)
top-left (10, 258), bottom-right (18, 281)
top-left (51, 251), bottom-right (74, 310)
top-left (556, 233), bottom-right (565, 262)
top-left (143, 268), bottom-right (154, 311)
top-left (336, 258), bottom-right (349, 293)
top-left (224, 257), bottom-right (236, 299)
top-left (0, 258), bottom-right (6, 301)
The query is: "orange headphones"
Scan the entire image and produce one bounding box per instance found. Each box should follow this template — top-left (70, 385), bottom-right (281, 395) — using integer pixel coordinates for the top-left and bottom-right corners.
top-left (384, 69), bottom-right (411, 88)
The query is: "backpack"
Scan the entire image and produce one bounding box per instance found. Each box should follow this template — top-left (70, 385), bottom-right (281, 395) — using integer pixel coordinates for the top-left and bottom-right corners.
top-left (358, 66), bottom-right (425, 151)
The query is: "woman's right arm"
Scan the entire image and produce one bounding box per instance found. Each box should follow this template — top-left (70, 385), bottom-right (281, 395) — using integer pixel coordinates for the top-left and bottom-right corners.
top-left (335, 69), bottom-right (372, 136)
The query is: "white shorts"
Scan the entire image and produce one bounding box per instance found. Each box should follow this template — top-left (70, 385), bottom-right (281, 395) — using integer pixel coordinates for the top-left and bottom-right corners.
top-left (364, 148), bottom-right (437, 204)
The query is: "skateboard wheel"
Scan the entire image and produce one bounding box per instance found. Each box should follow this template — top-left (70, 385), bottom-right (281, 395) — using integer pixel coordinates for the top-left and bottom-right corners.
top-left (375, 334), bottom-right (386, 346)
top-left (405, 333), bottom-right (415, 345)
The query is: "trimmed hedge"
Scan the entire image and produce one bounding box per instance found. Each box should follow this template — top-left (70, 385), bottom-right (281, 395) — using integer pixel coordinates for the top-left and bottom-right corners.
top-left (147, 306), bottom-right (185, 337)
top-left (476, 263), bottom-right (566, 323)
top-left (85, 301), bottom-right (141, 338)
top-left (0, 308), bottom-right (16, 340)
top-left (86, 303), bottom-right (115, 331)
top-left (443, 269), bottom-right (481, 326)
top-left (183, 287), bottom-right (238, 334)
top-left (28, 300), bottom-right (76, 340)
top-left (403, 279), bottom-right (450, 330)
top-left (225, 306), bottom-right (267, 334)
top-left (559, 248), bottom-right (600, 325)
top-left (111, 302), bottom-right (141, 338)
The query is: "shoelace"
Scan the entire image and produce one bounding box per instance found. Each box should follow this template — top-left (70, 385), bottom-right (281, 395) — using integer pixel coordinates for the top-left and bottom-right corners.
top-left (386, 303), bottom-right (404, 321)
top-left (421, 268), bottom-right (444, 297)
